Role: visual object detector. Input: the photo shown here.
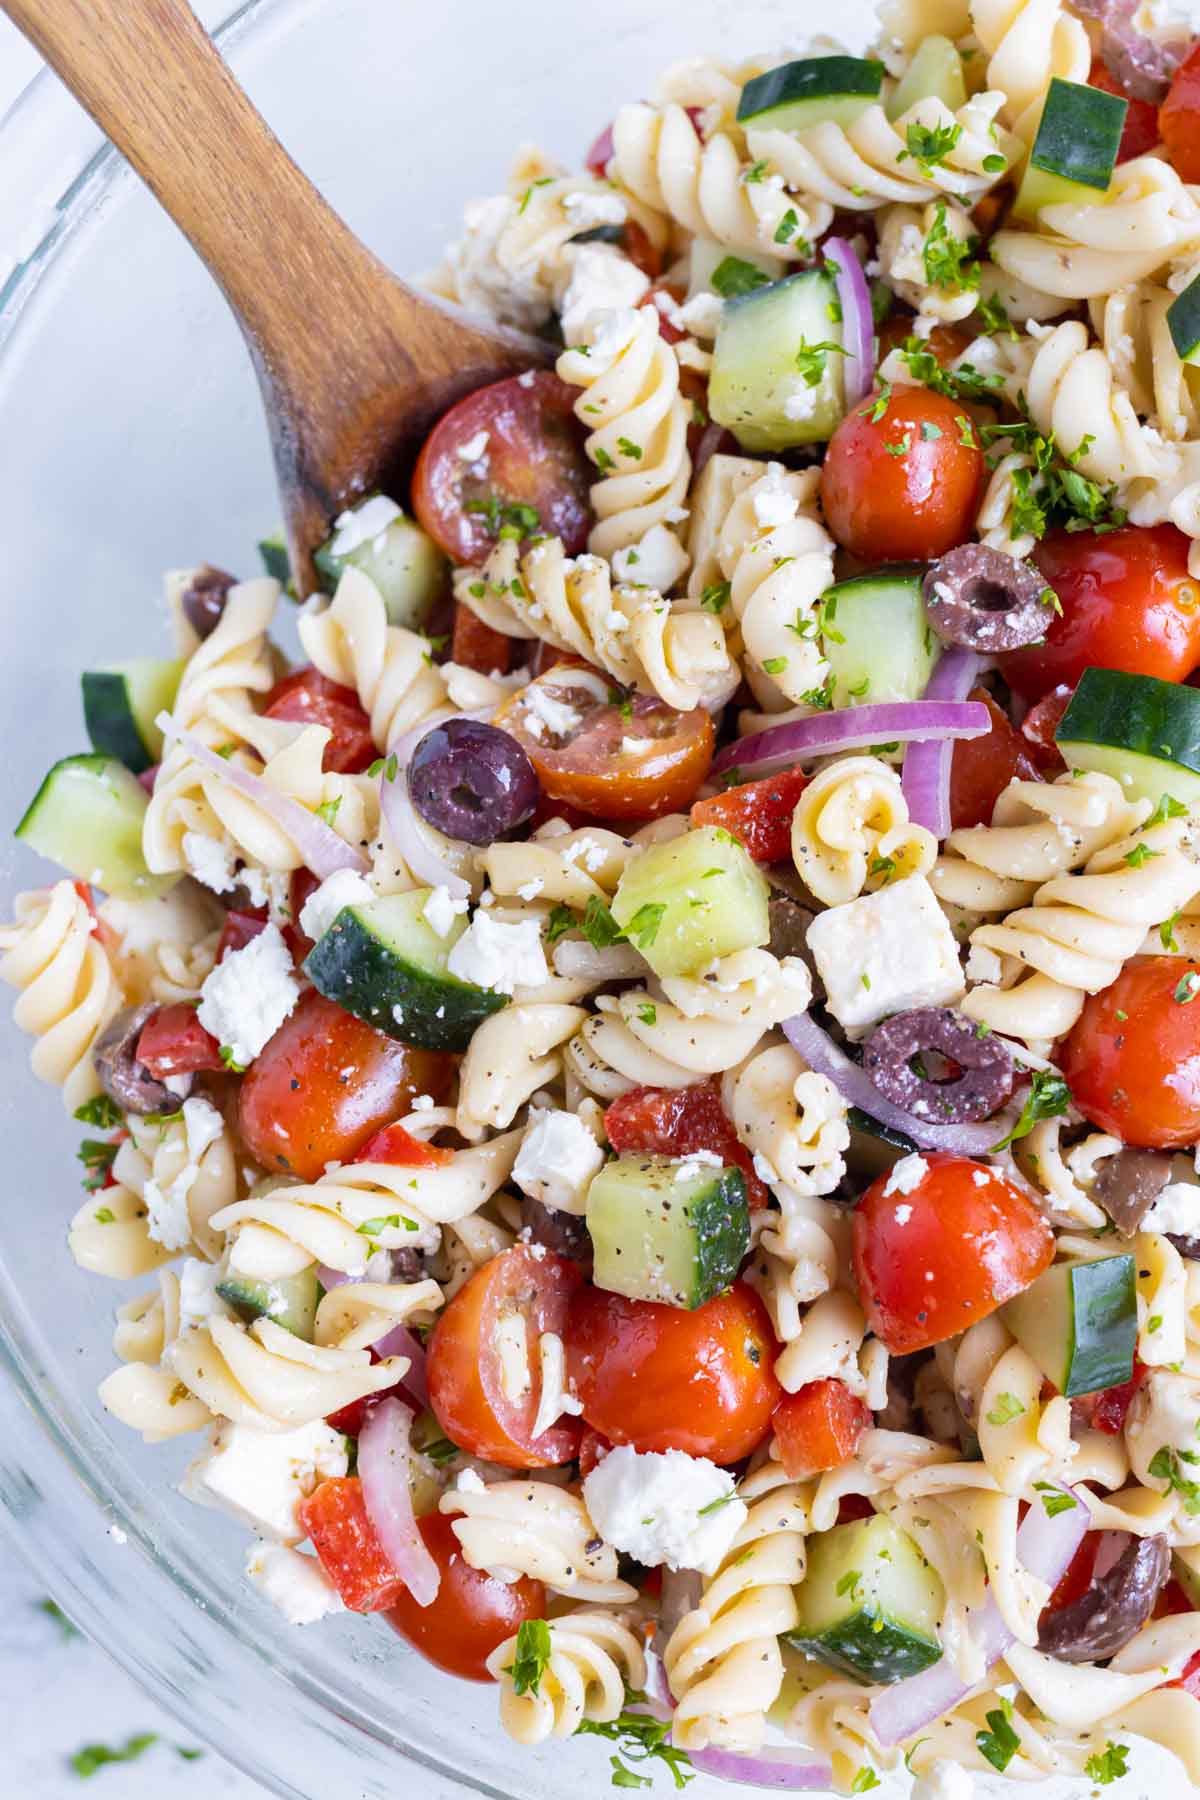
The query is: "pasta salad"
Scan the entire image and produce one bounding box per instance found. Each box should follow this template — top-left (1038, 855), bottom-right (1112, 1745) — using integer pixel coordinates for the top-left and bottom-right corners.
top-left (10, 0), bottom-right (1200, 1792)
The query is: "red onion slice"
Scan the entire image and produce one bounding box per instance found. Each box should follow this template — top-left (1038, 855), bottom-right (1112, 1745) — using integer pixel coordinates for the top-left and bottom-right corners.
top-left (823, 236), bottom-right (874, 408)
top-left (158, 717), bottom-right (369, 879)
top-left (358, 1396), bottom-right (440, 1608)
top-left (685, 1747), bottom-right (835, 1789)
top-left (711, 700), bottom-right (989, 781)
top-left (372, 1321), bottom-right (429, 1407)
top-left (379, 709), bottom-right (491, 903)
top-left (900, 649), bottom-right (983, 841)
top-left (783, 1011), bottom-right (1010, 1157)
top-left (868, 1484), bottom-right (1091, 1747)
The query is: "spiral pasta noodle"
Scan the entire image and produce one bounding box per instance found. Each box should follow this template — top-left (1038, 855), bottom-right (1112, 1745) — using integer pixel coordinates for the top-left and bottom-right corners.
top-left (1091, 281), bottom-right (1200, 446)
top-left (790, 755), bottom-right (937, 906)
top-left (876, 199), bottom-right (981, 323)
top-left (167, 1314), bottom-right (407, 1432)
top-left (969, 0), bottom-right (1091, 144)
top-left (113, 1103), bottom-right (241, 1262)
top-left (0, 881), bottom-right (123, 1112)
top-left (299, 565), bottom-right (448, 752)
top-left (723, 1041), bottom-right (850, 1195)
top-left (440, 1481), bottom-right (636, 1603)
top-left (488, 1611), bottom-right (647, 1744)
top-left (457, 1005), bottom-right (587, 1138)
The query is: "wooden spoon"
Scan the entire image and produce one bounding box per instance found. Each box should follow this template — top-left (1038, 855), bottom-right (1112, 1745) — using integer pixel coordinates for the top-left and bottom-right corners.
top-left (3, 0), bottom-right (553, 594)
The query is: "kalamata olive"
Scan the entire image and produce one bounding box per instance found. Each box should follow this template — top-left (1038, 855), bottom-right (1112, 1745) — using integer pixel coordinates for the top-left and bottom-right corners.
top-left (520, 1196), bottom-right (593, 1270)
top-left (923, 544), bottom-right (1059, 653)
top-left (1091, 1147), bottom-right (1173, 1238)
top-left (181, 564), bottom-right (236, 640)
top-left (408, 718), bottom-right (539, 846)
top-left (1036, 1533), bottom-right (1170, 1663)
top-left (93, 1003), bottom-right (191, 1115)
top-left (862, 1007), bottom-right (1016, 1123)
top-left (1168, 1233), bottom-right (1200, 1260)
top-left (767, 894), bottom-right (816, 964)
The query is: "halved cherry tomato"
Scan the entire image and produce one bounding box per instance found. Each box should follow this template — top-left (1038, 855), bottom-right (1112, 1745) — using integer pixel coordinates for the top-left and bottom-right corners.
top-left (136, 1003), bottom-right (225, 1078)
top-left (691, 766), bottom-right (810, 863)
top-left (577, 1426), bottom-right (612, 1479)
top-left (263, 667), bottom-right (376, 774)
top-left (949, 688), bottom-right (1042, 830)
top-left (413, 372), bottom-right (592, 567)
top-left (1088, 59), bottom-right (1161, 161)
top-left (1072, 1361), bottom-right (1148, 1436)
top-left (1002, 524), bottom-right (1200, 702)
top-left (566, 1282), bottom-right (781, 1463)
top-left (1060, 958), bottom-right (1200, 1149)
top-left (237, 990), bottom-right (454, 1180)
top-left (772, 1379), bottom-right (871, 1480)
top-left (837, 1494), bottom-right (877, 1524)
top-left (384, 1511), bottom-right (545, 1681)
top-left (1019, 685), bottom-right (1073, 774)
top-left (852, 1152), bottom-right (1055, 1353)
top-left (1041, 1531), bottom-right (1101, 1620)
top-left (876, 317), bottom-right (974, 368)
top-left (450, 600), bottom-right (513, 676)
top-left (217, 908), bottom-right (268, 962)
top-left (616, 219), bottom-right (662, 282)
top-left (355, 1122), bottom-right (454, 1168)
top-left (300, 1475), bottom-right (408, 1612)
top-left (1161, 41), bottom-right (1200, 183)
top-left (286, 868), bottom-right (322, 963)
top-left (495, 673), bottom-right (713, 821)
top-left (649, 282), bottom-right (686, 345)
top-left (604, 1079), bottom-right (768, 1210)
top-left (820, 386), bottom-right (985, 563)
top-left (426, 1246), bottom-right (583, 1468)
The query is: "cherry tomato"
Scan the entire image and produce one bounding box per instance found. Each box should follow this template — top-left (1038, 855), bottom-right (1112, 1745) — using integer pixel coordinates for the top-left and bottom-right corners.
top-left (1041, 1532), bottom-right (1101, 1622)
top-left (1161, 41), bottom-right (1200, 183)
top-left (604, 1079), bottom-right (768, 1210)
top-left (615, 219), bottom-right (662, 282)
top-left (355, 1121), bottom-right (454, 1168)
top-left (300, 1475), bottom-right (409, 1612)
top-left (1088, 60), bottom-right (1161, 160)
top-left (263, 667), bottom-right (376, 774)
top-left (237, 990), bottom-right (454, 1181)
top-left (577, 1426), bottom-right (612, 1479)
top-left (1060, 958), bottom-right (1200, 1149)
top-left (216, 908), bottom-right (268, 963)
top-left (136, 1003), bottom-right (225, 1078)
top-left (450, 601), bottom-right (513, 676)
top-left (426, 1246), bottom-right (583, 1468)
top-left (820, 386), bottom-right (985, 563)
top-left (1001, 524), bottom-right (1200, 702)
top-left (384, 1511), bottom-right (545, 1681)
top-left (949, 688), bottom-right (1042, 830)
top-left (413, 373), bottom-right (592, 566)
top-left (285, 869), bottom-right (322, 963)
top-left (1071, 1360), bottom-right (1148, 1437)
top-left (566, 1282), bottom-right (781, 1463)
top-left (495, 673), bottom-right (713, 821)
top-left (691, 766), bottom-right (810, 863)
top-left (852, 1152), bottom-right (1055, 1353)
top-left (1018, 685), bottom-right (1072, 774)
top-left (772, 1379), bottom-right (871, 1480)
top-left (876, 317), bottom-right (974, 368)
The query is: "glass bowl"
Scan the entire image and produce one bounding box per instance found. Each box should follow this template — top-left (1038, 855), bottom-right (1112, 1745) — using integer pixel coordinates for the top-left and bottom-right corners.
top-left (0, 2), bottom-right (1102, 1797)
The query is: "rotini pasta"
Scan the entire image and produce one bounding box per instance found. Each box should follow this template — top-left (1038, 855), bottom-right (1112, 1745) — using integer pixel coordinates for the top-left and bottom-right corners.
top-left (488, 1611), bottom-right (647, 1744)
top-left (440, 1479), bottom-right (636, 1602)
top-left (790, 755), bottom-right (937, 906)
top-left (0, 881), bottom-right (123, 1112)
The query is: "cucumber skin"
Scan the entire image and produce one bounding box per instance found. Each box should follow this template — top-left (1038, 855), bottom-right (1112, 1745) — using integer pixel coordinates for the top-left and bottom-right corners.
top-left (217, 1269), bottom-right (319, 1340)
top-left (784, 1615), bottom-right (943, 1685)
top-left (710, 273), bottom-right (845, 453)
top-left (1004, 1254), bottom-right (1137, 1398)
top-left (1057, 667), bottom-right (1200, 799)
top-left (737, 56), bottom-right (883, 128)
top-left (587, 1158), bottom-right (750, 1309)
top-left (82, 671), bottom-right (152, 773)
top-left (787, 1515), bottom-right (943, 1684)
top-left (821, 567), bottom-right (937, 706)
top-left (16, 752), bottom-right (173, 899)
top-left (304, 911), bottom-right (507, 1052)
top-left (1168, 276), bottom-right (1200, 364)
top-left (1030, 79), bottom-right (1126, 190)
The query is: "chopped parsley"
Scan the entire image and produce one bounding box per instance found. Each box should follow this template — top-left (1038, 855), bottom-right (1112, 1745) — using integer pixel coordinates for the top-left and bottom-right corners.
top-left (762, 655), bottom-right (788, 675)
top-left (70, 1734), bottom-right (159, 1779)
top-left (1160, 909), bottom-right (1182, 953)
top-left (976, 1700), bottom-right (1021, 1773)
top-left (1084, 1742), bottom-right (1130, 1786)
top-left (578, 1702), bottom-right (694, 1790)
top-left (860, 382), bottom-right (892, 423)
top-left (511, 1618), bottom-right (552, 1697)
top-left (464, 495), bottom-right (541, 539)
top-left (1125, 842), bottom-right (1161, 868)
top-left (774, 207), bottom-right (807, 248)
top-left (898, 338), bottom-right (1003, 404)
top-left (616, 436), bottom-right (643, 461)
top-left (850, 1769), bottom-right (881, 1793)
top-left (921, 199), bottom-right (981, 293)
top-left (637, 1003), bottom-right (658, 1026)
top-left (626, 903), bottom-right (666, 949)
top-left (795, 337), bottom-right (846, 388)
top-left (38, 1597), bottom-right (80, 1640)
top-left (711, 255), bottom-right (770, 299)
top-left (219, 1045), bottom-right (247, 1073)
top-left (545, 904), bottom-right (576, 945)
top-left (899, 121), bottom-right (963, 176)
top-left (73, 1095), bottom-right (123, 1129)
top-left (76, 1138), bottom-right (119, 1192)
top-left (315, 795), bottom-right (342, 829)
top-left (1033, 1481), bottom-right (1077, 1518)
top-left (356, 1214), bottom-right (418, 1237)
top-left (367, 752), bottom-right (400, 782)
top-left (836, 1568), bottom-right (864, 1599)
top-left (1149, 1444), bottom-right (1200, 1513)
top-left (977, 291), bottom-right (1018, 339)
top-left (1148, 792), bottom-right (1189, 828)
top-left (700, 580), bottom-right (732, 615)
top-left (985, 1392), bottom-right (1026, 1427)
top-left (582, 895), bottom-right (627, 950)
top-left (989, 1068), bottom-right (1071, 1152)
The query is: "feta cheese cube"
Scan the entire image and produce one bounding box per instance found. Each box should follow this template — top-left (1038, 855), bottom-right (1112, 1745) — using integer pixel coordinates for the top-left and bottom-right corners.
top-left (1144, 1180), bottom-right (1200, 1236)
top-left (675, 290), bottom-right (723, 339)
top-left (612, 523), bottom-right (690, 593)
top-left (513, 1107), bottom-right (605, 1213)
top-left (197, 922), bottom-right (300, 1067)
top-left (328, 494), bottom-right (401, 558)
top-left (298, 868), bottom-right (374, 944)
top-left (182, 829), bottom-right (238, 895)
top-left (144, 1097), bottom-right (226, 1252)
top-left (445, 911), bottom-right (548, 994)
top-left (423, 884), bottom-right (469, 939)
top-left (583, 1444), bottom-right (746, 1574)
top-left (884, 1153), bottom-right (928, 1197)
top-left (807, 877), bottom-right (964, 1037)
top-left (180, 1419), bottom-right (349, 1544)
top-left (245, 1541), bottom-right (343, 1625)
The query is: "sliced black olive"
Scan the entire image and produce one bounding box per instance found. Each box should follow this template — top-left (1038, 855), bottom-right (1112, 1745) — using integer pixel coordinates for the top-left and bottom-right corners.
top-left (1036, 1533), bottom-right (1170, 1663)
top-left (93, 1003), bottom-right (191, 1116)
top-left (767, 894), bottom-right (815, 964)
top-left (862, 1007), bottom-right (1016, 1124)
top-left (520, 1196), bottom-right (593, 1270)
top-left (1168, 1233), bottom-right (1200, 1260)
top-left (1091, 1147), bottom-right (1173, 1238)
top-left (923, 544), bottom-right (1058, 653)
top-left (408, 718), bottom-right (539, 846)
top-left (181, 564), bottom-right (237, 640)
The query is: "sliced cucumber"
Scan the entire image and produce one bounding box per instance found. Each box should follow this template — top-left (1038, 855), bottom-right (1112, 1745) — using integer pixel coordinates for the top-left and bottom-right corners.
top-left (304, 889), bottom-right (507, 1052)
top-left (709, 271), bottom-right (845, 452)
top-left (1056, 668), bottom-right (1200, 807)
top-left (820, 568), bottom-right (938, 707)
top-left (737, 56), bottom-right (884, 134)
top-left (257, 531), bottom-right (292, 587)
top-left (689, 236), bottom-right (782, 297)
top-left (846, 1108), bottom-right (918, 1183)
top-left (314, 495), bottom-right (447, 630)
top-left (1168, 275), bottom-right (1200, 367)
top-left (611, 825), bottom-right (771, 980)
top-left (82, 658), bottom-right (185, 774)
top-left (1002, 1254), bottom-right (1136, 1398)
top-left (217, 1267), bottom-right (320, 1340)
top-left (16, 754), bottom-right (173, 898)
top-left (785, 1514), bottom-right (944, 1684)
top-left (1013, 78), bottom-right (1126, 223)
top-left (587, 1154), bottom-right (750, 1309)
top-left (1174, 1547), bottom-right (1200, 1609)
top-left (886, 37), bottom-right (966, 120)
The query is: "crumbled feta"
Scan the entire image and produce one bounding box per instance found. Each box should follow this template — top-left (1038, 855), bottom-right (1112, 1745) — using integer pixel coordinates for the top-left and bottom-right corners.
top-left (446, 911), bottom-right (548, 994)
top-left (972, 1168), bottom-right (992, 1187)
top-left (753, 485), bottom-right (799, 529)
top-left (299, 868), bottom-right (374, 944)
top-left (559, 248), bottom-right (649, 346)
top-left (180, 1420), bottom-right (348, 1544)
top-left (1144, 1181), bottom-right (1200, 1235)
top-left (782, 384), bottom-right (819, 422)
top-left (513, 1107), bottom-right (604, 1211)
top-left (884, 1153), bottom-right (928, 1197)
top-left (516, 877), bottom-right (545, 901)
top-left (239, 865), bottom-right (291, 917)
top-left (612, 523), bottom-right (690, 592)
top-left (144, 1096), bottom-right (226, 1252)
top-left (177, 1257), bottom-right (232, 1334)
top-left (183, 830), bottom-right (239, 895)
top-left (245, 1542), bottom-right (343, 1625)
top-left (197, 923), bottom-right (300, 1067)
top-left (965, 942), bottom-right (1005, 986)
top-left (329, 494), bottom-right (401, 558)
top-left (518, 370), bottom-right (537, 388)
top-left (652, 289), bottom-right (686, 333)
top-left (456, 429), bottom-right (490, 463)
top-left (893, 1203), bottom-right (913, 1225)
top-left (563, 190), bottom-right (627, 229)
top-left (675, 290), bottom-right (723, 338)
top-left (410, 1093), bottom-right (436, 1113)
top-left (523, 684), bottom-right (582, 739)
top-left (423, 884), bottom-right (470, 939)
top-left (912, 1760), bottom-right (974, 1800)
top-left (455, 1467), bottom-right (488, 1494)
top-left (583, 1445), bottom-right (747, 1574)
top-left (806, 877), bottom-right (964, 1037)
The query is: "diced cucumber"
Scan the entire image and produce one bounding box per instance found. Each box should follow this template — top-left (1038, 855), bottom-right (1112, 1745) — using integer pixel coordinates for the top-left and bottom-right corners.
top-left (15, 754), bottom-right (174, 899)
top-left (587, 1154), bottom-right (750, 1309)
top-left (304, 889), bottom-right (507, 1052)
top-left (1168, 275), bottom-right (1200, 367)
top-left (737, 56), bottom-right (884, 134)
top-left (257, 531), bottom-right (292, 587)
top-left (1056, 668), bottom-right (1200, 807)
top-left (314, 495), bottom-right (447, 630)
top-left (1013, 78), bottom-right (1126, 223)
top-left (611, 826), bottom-right (771, 979)
top-left (820, 568), bottom-right (938, 707)
top-left (1174, 1547), bottom-right (1200, 1609)
top-left (785, 1515), bottom-right (944, 1684)
top-left (846, 1108), bottom-right (918, 1183)
top-left (1002, 1254), bottom-right (1136, 1398)
top-left (689, 236), bottom-right (782, 298)
top-left (886, 37), bottom-right (966, 120)
top-left (81, 658), bottom-right (185, 774)
top-left (217, 1267), bottom-right (320, 1340)
top-left (709, 271), bottom-right (846, 452)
